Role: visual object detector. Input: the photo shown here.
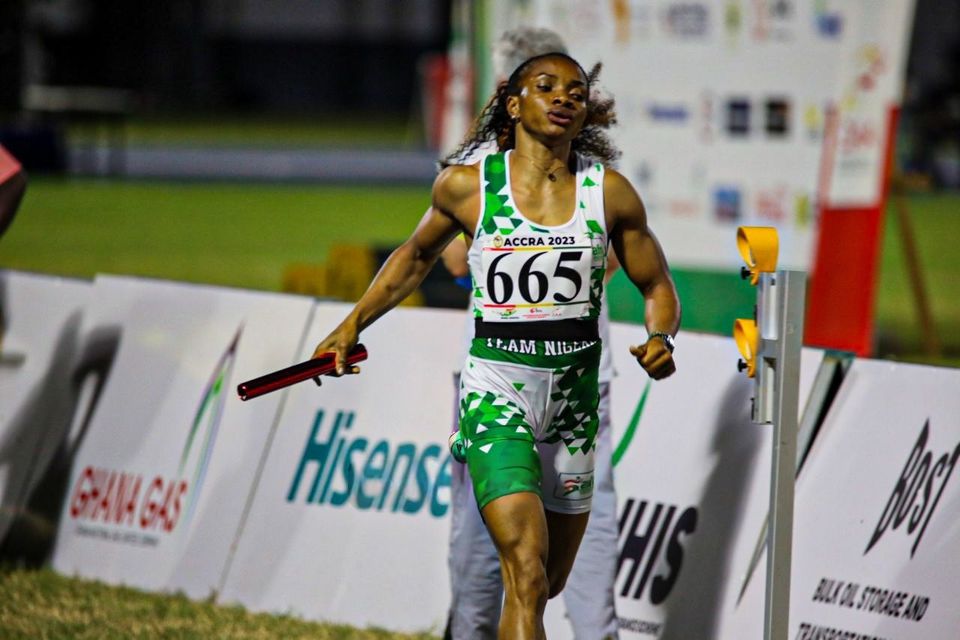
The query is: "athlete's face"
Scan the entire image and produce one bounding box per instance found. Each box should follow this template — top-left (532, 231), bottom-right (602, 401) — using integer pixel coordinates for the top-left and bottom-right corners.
top-left (508, 57), bottom-right (589, 142)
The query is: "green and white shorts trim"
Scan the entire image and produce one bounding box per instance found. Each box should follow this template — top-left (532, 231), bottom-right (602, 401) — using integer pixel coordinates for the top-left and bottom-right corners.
top-left (458, 338), bottom-right (601, 515)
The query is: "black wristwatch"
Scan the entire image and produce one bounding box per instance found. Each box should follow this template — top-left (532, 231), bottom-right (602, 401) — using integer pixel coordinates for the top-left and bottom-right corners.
top-left (648, 331), bottom-right (675, 354)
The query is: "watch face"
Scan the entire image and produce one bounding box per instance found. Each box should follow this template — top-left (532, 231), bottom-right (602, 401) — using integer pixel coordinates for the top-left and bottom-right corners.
top-left (652, 332), bottom-right (675, 352)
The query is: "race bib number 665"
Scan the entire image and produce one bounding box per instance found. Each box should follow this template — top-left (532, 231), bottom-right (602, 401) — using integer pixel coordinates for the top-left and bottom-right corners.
top-left (480, 237), bottom-right (594, 321)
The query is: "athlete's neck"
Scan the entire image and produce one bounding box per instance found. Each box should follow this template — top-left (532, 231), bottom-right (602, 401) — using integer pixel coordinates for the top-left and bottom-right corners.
top-left (511, 132), bottom-right (573, 183)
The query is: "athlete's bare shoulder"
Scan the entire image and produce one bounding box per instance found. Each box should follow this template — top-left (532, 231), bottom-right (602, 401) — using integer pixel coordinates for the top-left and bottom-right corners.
top-left (603, 167), bottom-right (647, 225)
top-left (435, 162), bottom-right (480, 198)
top-left (602, 167), bottom-right (637, 199)
top-left (433, 162), bottom-right (481, 215)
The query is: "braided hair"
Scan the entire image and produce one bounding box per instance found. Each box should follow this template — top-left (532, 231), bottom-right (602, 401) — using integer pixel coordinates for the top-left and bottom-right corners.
top-left (443, 52), bottom-right (620, 168)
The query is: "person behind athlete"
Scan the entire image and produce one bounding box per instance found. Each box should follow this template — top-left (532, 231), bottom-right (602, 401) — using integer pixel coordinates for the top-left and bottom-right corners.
top-left (313, 52), bottom-right (680, 640)
top-left (440, 27), bottom-right (624, 640)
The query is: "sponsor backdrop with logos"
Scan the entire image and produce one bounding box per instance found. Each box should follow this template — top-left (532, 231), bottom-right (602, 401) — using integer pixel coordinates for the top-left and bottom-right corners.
top-left (468, 0), bottom-right (915, 351)
top-left (475, 0), bottom-right (916, 270)
top-left (0, 269), bottom-right (948, 638)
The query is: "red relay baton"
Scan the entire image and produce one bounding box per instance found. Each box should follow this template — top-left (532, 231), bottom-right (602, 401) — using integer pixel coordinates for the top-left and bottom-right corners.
top-left (237, 344), bottom-right (368, 401)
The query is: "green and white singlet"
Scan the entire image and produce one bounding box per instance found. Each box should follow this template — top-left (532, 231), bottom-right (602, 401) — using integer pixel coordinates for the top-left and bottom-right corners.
top-left (459, 150), bottom-right (607, 515)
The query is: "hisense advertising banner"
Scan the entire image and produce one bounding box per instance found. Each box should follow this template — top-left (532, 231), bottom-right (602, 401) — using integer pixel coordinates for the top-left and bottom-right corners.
top-left (218, 303), bottom-right (466, 633)
top-left (722, 359), bottom-right (960, 640)
top-left (51, 276), bottom-right (314, 598)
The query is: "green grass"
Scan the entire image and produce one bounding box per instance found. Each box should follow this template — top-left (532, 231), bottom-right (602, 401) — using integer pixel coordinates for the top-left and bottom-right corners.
top-left (0, 179), bottom-right (430, 291)
top-left (0, 567), bottom-right (439, 639)
top-left (875, 192), bottom-right (960, 364)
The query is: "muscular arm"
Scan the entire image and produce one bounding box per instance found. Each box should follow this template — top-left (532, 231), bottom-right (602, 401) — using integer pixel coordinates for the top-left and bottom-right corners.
top-left (313, 164), bottom-right (479, 369)
top-left (605, 169), bottom-right (681, 378)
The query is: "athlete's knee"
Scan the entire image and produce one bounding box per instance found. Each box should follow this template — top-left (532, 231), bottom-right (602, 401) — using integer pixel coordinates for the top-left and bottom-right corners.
top-left (514, 562), bottom-right (550, 609)
top-left (501, 550), bottom-right (549, 607)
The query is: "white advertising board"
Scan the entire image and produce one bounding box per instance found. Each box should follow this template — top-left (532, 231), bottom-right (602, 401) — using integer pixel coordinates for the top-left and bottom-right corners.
top-left (0, 271), bottom-right (93, 545)
top-left (218, 303), bottom-right (466, 634)
top-left (825, 2), bottom-right (915, 208)
top-left (544, 328), bottom-right (823, 639)
top-left (722, 359), bottom-right (960, 640)
top-left (51, 275), bottom-right (314, 598)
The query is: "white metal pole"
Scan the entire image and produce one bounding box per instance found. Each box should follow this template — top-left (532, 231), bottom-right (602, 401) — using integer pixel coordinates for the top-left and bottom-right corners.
top-left (760, 270), bottom-right (806, 640)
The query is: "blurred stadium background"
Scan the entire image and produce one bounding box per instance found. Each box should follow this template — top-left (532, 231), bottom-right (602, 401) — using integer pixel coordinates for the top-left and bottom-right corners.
top-left (0, 0), bottom-right (958, 636)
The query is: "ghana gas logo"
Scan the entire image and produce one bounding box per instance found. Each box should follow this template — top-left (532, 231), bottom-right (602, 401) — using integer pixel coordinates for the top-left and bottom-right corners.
top-left (67, 326), bottom-right (240, 540)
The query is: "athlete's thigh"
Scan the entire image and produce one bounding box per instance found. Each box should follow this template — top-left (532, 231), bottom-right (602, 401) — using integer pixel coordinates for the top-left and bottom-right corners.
top-left (459, 357), bottom-right (547, 510)
top-left (482, 491), bottom-right (549, 566)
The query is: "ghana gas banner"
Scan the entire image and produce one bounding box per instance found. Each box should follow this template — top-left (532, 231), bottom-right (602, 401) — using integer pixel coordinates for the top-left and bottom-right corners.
top-left (475, 1), bottom-right (915, 271)
top-left (543, 328), bottom-right (824, 639)
top-left (217, 303), bottom-right (465, 633)
top-left (0, 272), bottom-right (93, 549)
top-left (721, 359), bottom-right (960, 640)
top-left (51, 275), bottom-right (313, 598)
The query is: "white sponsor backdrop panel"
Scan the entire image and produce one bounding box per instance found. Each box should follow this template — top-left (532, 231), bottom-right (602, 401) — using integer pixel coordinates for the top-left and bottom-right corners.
top-left (218, 303), bottom-right (465, 633)
top-left (482, 1), bottom-right (914, 270)
top-left (543, 328), bottom-right (823, 639)
top-left (826, 2), bottom-right (915, 208)
top-left (0, 271), bottom-right (93, 543)
top-left (723, 359), bottom-right (960, 639)
top-left (52, 275), bottom-right (313, 598)
top-left (485, 0), bottom-right (840, 270)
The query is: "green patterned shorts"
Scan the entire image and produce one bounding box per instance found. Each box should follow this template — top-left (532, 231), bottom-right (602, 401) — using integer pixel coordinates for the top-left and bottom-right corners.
top-left (458, 337), bottom-right (601, 514)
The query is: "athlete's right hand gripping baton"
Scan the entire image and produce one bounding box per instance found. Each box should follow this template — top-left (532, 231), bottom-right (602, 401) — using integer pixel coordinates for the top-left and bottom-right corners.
top-left (236, 344), bottom-right (368, 401)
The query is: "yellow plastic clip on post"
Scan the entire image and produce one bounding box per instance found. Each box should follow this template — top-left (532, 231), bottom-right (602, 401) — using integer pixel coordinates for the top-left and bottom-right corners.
top-left (734, 318), bottom-right (759, 377)
top-left (736, 226), bottom-right (779, 285)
